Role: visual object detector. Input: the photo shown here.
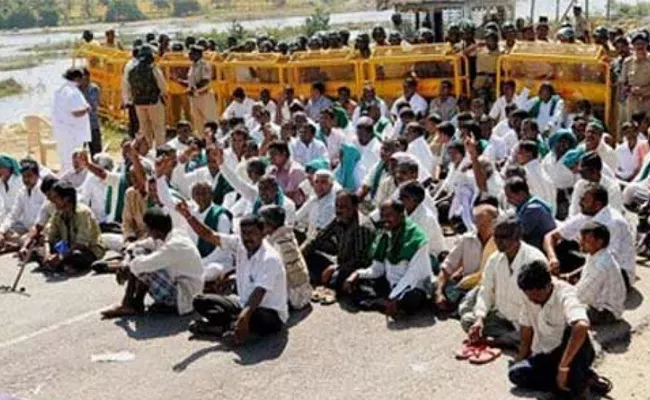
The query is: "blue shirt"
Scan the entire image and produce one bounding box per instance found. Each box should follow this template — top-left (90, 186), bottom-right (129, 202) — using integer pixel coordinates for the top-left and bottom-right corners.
top-left (516, 196), bottom-right (557, 251)
top-left (306, 95), bottom-right (333, 121)
top-left (83, 83), bottom-right (100, 130)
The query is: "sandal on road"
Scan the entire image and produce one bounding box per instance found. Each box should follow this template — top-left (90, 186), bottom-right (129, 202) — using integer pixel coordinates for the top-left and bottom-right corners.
top-left (311, 286), bottom-right (325, 303)
top-left (468, 345), bottom-right (502, 365)
top-left (455, 340), bottom-right (478, 360)
top-left (101, 305), bottom-right (141, 319)
top-left (320, 288), bottom-right (337, 305)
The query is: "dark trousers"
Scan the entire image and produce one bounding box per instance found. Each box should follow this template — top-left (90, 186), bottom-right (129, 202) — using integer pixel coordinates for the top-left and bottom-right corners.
top-left (353, 278), bottom-right (427, 315)
top-left (61, 248), bottom-right (98, 271)
top-left (556, 188), bottom-right (572, 221)
top-left (99, 222), bottom-right (122, 234)
top-left (509, 328), bottom-right (595, 398)
top-left (127, 104), bottom-right (139, 138)
top-left (555, 240), bottom-right (586, 274)
top-left (193, 294), bottom-right (283, 337)
top-left (304, 251), bottom-right (335, 285)
top-left (89, 127), bottom-right (102, 156)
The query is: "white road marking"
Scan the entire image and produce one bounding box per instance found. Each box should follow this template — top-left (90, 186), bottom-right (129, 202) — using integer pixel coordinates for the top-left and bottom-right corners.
top-left (0, 306), bottom-right (109, 350)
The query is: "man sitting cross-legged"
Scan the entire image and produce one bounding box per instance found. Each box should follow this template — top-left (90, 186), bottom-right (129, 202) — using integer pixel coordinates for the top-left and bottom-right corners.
top-left (461, 215), bottom-right (547, 348)
top-left (102, 207), bottom-right (203, 318)
top-left (343, 200), bottom-right (432, 316)
top-left (177, 207), bottom-right (288, 343)
top-left (435, 204), bottom-right (498, 312)
top-left (509, 260), bottom-right (610, 399)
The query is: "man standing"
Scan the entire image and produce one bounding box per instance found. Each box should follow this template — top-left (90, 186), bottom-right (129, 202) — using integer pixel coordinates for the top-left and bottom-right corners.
top-left (52, 68), bottom-right (90, 173)
top-left (619, 32), bottom-right (650, 120)
top-left (177, 45), bottom-right (217, 134)
top-left (126, 45), bottom-right (168, 146)
top-left (80, 68), bottom-right (101, 155)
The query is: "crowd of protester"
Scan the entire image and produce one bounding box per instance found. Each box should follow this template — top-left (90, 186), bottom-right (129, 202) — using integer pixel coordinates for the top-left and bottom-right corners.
top-left (5, 8), bottom-right (650, 398)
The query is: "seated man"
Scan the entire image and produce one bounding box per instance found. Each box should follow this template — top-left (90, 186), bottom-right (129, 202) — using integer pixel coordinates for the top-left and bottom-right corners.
top-left (180, 212), bottom-right (288, 342)
top-left (523, 82), bottom-right (564, 134)
top-left (504, 177), bottom-right (556, 251)
top-left (516, 140), bottom-right (556, 213)
top-left (302, 191), bottom-right (376, 290)
top-left (59, 149), bottom-right (89, 189)
top-left (509, 261), bottom-right (601, 399)
top-left (575, 222), bottom-right (626, 325)
top-left (569, 152), bottom-right (623, 217)
top-left (102, 207), bottom-right (203, 318)
top-left (267, 141), bottom-right (307, 203)
top-left (44, 182), bottom-right (105, 274)
top-left (357, 139), bottom-right (402, 206)
top-left (295, 169), bottom-right (337, 239)
top-left (78, 153), bottom-right (114, 227)
top-left (545, 184), bottom-right (635, 289)
top-left (344, 200), bottom-right (431, 316)
top-left (398, 182), bottom-right (445, 266)
top-left (0, 154), bottom-right (23, 221)
top-left (461, 215), bottom-right (547, 348)
top-left (292, 124), bottom-right (328, 167)
top-left (0, 159), bottom-right (45, 253)
top-left (18, 175), bottom-right (59, 263)
top-left (435, 204), bottom-right (498, 311)
top-left (405, 122), bottom-right (438, 178)
top-left (579, 121), bottom-right (617, 173)
top-left (259, 205), bottom-right (312, 310)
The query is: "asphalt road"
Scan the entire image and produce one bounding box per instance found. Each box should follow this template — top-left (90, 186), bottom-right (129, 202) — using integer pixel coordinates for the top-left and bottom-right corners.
top-left (1, 253), bottom-right (649, 400)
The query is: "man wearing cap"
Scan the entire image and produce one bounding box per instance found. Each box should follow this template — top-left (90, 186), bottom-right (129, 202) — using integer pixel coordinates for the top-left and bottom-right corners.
top-left (620, 32), bottom-right (650, 120)
top-left (126, 44), bottom-right (168, 146)
top-left (176, 45), bottom-right (217, 136)
top-left (573, 5), bottom-right (589, 42)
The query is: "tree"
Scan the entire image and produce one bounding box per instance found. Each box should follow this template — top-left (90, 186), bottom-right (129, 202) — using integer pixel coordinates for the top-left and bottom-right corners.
top-left (172, 0), bottom-right (201, 17)
top-left (4, 7), bottom-right (38, 29)
top-left (105, 0), bottom-right (146, 22)
top-left (304, 7), bottom-right (330, 37)
top-left (152, 0), bottom-right (170, 9)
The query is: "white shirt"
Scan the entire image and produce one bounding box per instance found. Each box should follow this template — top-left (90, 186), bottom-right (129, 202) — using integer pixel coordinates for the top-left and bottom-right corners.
top-left (410, 202), bottom-right (445, 255)
top-left (357, 244), bottom-right (432, 300)
top-left (524, 159), bottom-right (556, 213)
top-left (0, 175), bottom-right (23, 221)
top-left (542, 152), bottom-right (577, 190)
top-left (595, 141), bottom-right (618, 173)
top-left (519, 280), bottom-right (588, 355)
top-left (191, 205), bottom-right (233, 274)
top-left (474, 242), bottom-right (548, 323)
top-left (295, 187), bottom-right (337, 237)
top-left (79, 174), bottom-right (108, 223)
top-left (354, 137), bottom-right (382, 174)
top-left (524, 96), bottom-right (565, 132)
top-left (559, 206), bottom-right (636, 282)
top-left (569, 175), bottom-right (624, 217)
top-left (291, 139), bottom-right (328, 167)
top-left (0, 182), bottom-right (45, 235)
top-left (52, 81), bottom-right (91, 144)
top-left (483, 134), bottom-right (508, 163)
top-left (167, 137), bottom-right (189, 153)
top-left (489, 89), bottom-right (530, 122)
top-left (616, 139), bottom-right (646, 180)
top-left (60, 168), bottom-right (89, 189)
top-left (319, 127), bottom-right (347, 166)
top-left (222, 97), bottom-right (255, 120)
top-left (155, 177), bottom-right (191, 232)
top-left (101, 171), bottom-right (125, 223)
top-left (390, 93), bottom-right (428, 118)
top-left (407, 136), bottom-right (438, 177)
top-left (250, 121), bottom-right (281, 145)
top-left (262, 100), bottom-right (278, 122)
top-left (352, 98), bottom-right (390, 123)
top-left (576, 249), bottom-right (626, 319)
top-left (219, 235), bottom-right (289, 322)
top-left (130, 230), bottom-right (204, 315)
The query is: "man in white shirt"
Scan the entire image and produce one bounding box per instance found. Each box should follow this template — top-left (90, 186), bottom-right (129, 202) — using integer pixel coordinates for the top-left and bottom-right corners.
top-left (509, 261), bottom-right (597, 399)
top-left (59, 149), bottom-right (89, 189)
top-left (101, 207), bottom-right (204, 319)
top-left (568, 152), bottom-right (623, 217)
top-left (576, 222), bottom-right (626, 324)
top-left (295, 170), bottom-right (337, 238)
top-left (0, 159), bottom-right (45, 252)
top-left (0, 156), bottom-right (24, 222)
top-left (545, 183), bottom-right (636, 289)
top-left (354, 117), bottom-right (382, 173)
top-left (52, 68), bottom-right (90, 173)
top-left (390, 76), bottom-right (428, 119)
top-left (292, 124), bottom-right (328, 167)
top-left (180, 213), bottom-right (288, 342)
top-left (344, 200), bottom-right (431, 316)
top-left (463, 215), bottom-right (547, 347)
top-left (517, 140), bottom-right (557, 213)
top-left (489, 80), bottom-right (529, 122)
top-left (166, 120), bottom-right (192, 152)
top-left (79, 153), bottom-right (114, 224)
top-left (405, 122), bottom-right (438, 178)
top-left (524, 82), bottom-right (564, 134)
top-left (398, 181), bottom-right (445, 260)
top-left (615, 121), bottom-right (646, 181)
top-left (222, 87), bottom-right (255, 121)
top-left (580, 121), bottom-right (617, 172)
top-left (260, 89), bottom-right (277, 122)
top-left (318, 108), bottom-right (347, 167)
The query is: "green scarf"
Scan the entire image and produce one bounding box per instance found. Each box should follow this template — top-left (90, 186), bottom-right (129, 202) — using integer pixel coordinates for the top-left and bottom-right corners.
top-left (305, 157), bottom-right (330, 173)
top-left (197, 204), bottom-right (232, 257)
top-left (374, 117), bottom-right (390, 138)
top-left (185, 151), bottom-right (208, 173)
top-left (212, 173), bottom-right (234, 205)
top-left (335, 143), bottom-right (361, 191)
top-left (0, 154), bottom-right (20, 176)
top-left (369, 161), bottom-right (386, 198)
top-left (529, 95), bottom-right (560, 119)
top-left (104, 171), bottom-right (128, 223)
top-left (372, 218), bottom-right (428, 264)
top-left (333, 103), bottom-right (350, 129)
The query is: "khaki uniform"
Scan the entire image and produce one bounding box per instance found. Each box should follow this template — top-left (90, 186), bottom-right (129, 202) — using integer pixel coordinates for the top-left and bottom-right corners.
top-left (620, 54), bottom-right (650, 120)
top-left (127, 65), bottom-right (167, 146)
top-left (188, 59), bottom-right (218, 133)
top-left (473, 46), bottom-right (501, 91)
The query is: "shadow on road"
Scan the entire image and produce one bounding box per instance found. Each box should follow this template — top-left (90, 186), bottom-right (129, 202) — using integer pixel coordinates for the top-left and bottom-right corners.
top-left (592, 319), bottom-right (632, 354)
top-left (113, 314), bottom-right (194, 340)
top-left (172, 329), bottom-right (289, 371)
top-left (625, 287), bottom-right (643, 310)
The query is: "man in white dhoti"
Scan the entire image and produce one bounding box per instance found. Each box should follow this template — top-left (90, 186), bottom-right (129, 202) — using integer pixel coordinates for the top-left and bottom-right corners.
top-left (52, 68), bottom-right (91, 173)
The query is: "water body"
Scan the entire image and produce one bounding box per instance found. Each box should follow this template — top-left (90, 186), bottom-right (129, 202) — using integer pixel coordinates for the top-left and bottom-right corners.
top-left (0, 2), bottom-right (640, 124)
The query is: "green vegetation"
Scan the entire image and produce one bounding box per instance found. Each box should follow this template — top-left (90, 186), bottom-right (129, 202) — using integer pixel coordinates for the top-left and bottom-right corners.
top-left (304, 6), bottom-right (331, 37)
top-left (105, 0), bottom-right (147, 22)
top-left (100, 119), bottom-right (128, 155)
top-left (612, 1), bottom-right (650, 17)
top-left (172, 0), bottom-right (201, 17)
top-left (0, 79), bottom-right (25, 98)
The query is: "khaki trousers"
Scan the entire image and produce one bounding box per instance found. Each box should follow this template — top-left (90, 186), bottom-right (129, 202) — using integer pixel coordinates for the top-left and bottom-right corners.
top-left (190, 92), bottom-right (218, 136)
top-left (135, 102), bottom-right (166, 146)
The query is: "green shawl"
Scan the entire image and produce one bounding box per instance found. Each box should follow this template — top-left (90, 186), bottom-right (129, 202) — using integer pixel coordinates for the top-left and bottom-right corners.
top-left (529, 95), bottom-right (560, 119)
top-left (212, 172), bottom-right (234, 205)
top-left (335, 143), bottom-right (361, 191)
top-left (369, 161), bottom-right (386, 198)
top-left (372, 218), bottom-right (428, 264)
top-left (197, 204), bottom-right (232, 257)
top-left (104, 170), bottom-right (128, 223)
